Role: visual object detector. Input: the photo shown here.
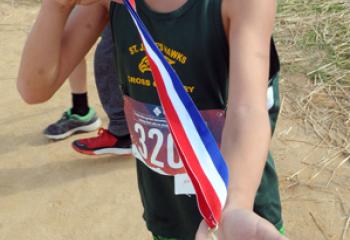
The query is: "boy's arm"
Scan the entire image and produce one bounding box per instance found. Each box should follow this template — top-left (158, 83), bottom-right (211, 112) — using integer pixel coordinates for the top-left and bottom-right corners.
top-left (197, 0), bottom-right (287, 239)
top-left (223, 0), bottom-right (275, 212)
top-left (17, 0), bottom-right (109, 103)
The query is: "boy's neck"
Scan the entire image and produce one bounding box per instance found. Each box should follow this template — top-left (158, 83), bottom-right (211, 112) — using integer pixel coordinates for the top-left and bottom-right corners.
top-left (143, 0), bottom-right (188, 13)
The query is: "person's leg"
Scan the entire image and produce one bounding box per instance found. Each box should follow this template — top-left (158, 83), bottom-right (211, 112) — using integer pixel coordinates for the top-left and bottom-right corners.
top-left (69, 59), bottom-right (89, 116)
top-left (69, 59), bottom-right (87, 94)
top-left (93, 25), bottom-right (129, 137)
top-left (72, 25), bottom-right (131, 155)
top-left (43, 59), bottom-right (101, 140)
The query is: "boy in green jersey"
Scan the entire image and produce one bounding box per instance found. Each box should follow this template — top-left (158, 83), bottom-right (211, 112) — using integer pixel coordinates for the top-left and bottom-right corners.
top-left (17, 0), bottom-right (287, 239)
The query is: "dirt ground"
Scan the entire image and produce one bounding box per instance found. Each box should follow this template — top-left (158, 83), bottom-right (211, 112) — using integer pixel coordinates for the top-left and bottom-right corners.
top-left (0, 1), bottom-right (349, 240)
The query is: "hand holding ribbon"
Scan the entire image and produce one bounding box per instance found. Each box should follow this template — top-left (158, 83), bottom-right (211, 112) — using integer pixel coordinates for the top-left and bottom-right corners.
top-left (195, 208), bottom-right (288, 240)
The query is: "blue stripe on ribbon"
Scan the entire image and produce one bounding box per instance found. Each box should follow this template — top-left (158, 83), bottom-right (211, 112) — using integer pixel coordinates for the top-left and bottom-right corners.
top-left (123, 0), bottom-right (229, 188)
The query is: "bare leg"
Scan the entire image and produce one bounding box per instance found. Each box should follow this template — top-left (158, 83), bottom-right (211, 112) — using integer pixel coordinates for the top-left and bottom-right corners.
top-left (69, 58), bottom-right (87, 94)
top-left (68, 59), bottom-right (89, 116)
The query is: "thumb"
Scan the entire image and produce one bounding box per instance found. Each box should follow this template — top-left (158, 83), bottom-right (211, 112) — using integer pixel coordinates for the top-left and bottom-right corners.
top-left (195, 220), bottom-right (211, 240)
top-left (280, 235), bottom-right (289, 240)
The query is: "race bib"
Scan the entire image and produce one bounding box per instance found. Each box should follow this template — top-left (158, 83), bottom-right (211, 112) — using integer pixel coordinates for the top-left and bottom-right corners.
top-left (124, 96), bottom-right (225, 177)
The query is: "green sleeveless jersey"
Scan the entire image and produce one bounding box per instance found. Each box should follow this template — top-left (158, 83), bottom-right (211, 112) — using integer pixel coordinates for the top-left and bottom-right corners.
top-left (110, 0), bottom-right (282, 238)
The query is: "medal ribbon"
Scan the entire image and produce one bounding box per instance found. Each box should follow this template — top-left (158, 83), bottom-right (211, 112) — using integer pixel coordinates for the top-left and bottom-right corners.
top-left (123, 0), bottom-right (229, 228)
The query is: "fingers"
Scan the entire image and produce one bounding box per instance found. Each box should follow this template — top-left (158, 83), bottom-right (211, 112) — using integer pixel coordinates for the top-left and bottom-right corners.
top-left (256, 218), bottom-right (288, 240)
top-left (195, 221), bottom-right (211, 240)
top-left (279, 235), bottom-right (289, 240)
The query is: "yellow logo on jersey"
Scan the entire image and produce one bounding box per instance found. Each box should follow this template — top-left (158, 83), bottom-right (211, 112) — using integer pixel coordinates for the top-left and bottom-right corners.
top-left (138, 56), bottom-right (176, 73)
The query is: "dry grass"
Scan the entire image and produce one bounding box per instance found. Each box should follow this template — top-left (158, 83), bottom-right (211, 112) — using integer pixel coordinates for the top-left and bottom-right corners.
top-left (276, 0), bottom-right (350, 85)
top-left (275, 0), bottom-right (350, 181)
top-left (275, 1), bottom-right (350, 238)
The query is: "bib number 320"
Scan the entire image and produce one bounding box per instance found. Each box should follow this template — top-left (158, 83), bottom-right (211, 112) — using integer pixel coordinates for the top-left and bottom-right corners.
top-left (133, 123), bottom-right (185, 175)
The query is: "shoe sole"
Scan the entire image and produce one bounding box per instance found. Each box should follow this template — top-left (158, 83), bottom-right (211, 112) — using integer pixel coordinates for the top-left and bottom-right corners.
top-left (44, 118), bottom-right (102, 140)
top-left (72, 144), bottom-right (132, 156)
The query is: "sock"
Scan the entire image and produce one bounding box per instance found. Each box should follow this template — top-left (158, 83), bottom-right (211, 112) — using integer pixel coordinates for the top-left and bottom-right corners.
top-left (71, 93), bottom-right (89, 116)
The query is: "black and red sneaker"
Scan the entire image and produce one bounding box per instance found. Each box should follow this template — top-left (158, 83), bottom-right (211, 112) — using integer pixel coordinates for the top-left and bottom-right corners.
top-left (72, 128), bottom-right (132, 155)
